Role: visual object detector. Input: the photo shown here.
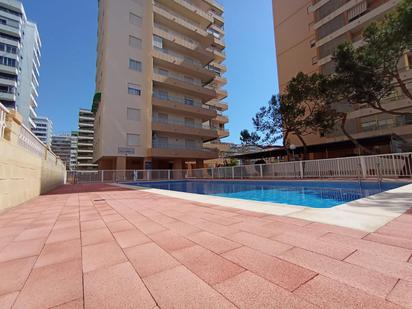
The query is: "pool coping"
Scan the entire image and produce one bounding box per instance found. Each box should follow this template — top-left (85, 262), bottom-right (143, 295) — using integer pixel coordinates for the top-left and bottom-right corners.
top-left (114, 181), bottom-right (412, 232)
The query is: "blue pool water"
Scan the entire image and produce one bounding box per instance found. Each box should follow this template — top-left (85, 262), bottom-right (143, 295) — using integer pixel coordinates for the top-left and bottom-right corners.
top-left (126, 180), bottom-right (408, 208)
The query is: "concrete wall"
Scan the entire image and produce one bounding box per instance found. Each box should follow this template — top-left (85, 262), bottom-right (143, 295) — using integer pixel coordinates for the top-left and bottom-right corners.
top-left (0, 110), bottom-right (66, 212)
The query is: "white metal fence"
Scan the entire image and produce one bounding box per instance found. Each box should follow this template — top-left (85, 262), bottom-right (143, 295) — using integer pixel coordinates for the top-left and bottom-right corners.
top-left (67, 152), bottom-right (412, 184)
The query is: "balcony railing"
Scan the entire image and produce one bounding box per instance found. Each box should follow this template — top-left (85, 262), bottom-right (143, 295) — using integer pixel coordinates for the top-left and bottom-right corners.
top-left (0, 102), bottom-right (8, 139)
top-left (153, 141), bottom-right (212, 152)
top-left (153, 1), bottom-right (206, 34)
top-left (153, 91), bottom-right (206, 109)
top-left (154, 46), bottom-right (203, 68)
top-left (154, 67), bottom-right (202, 86)
top-left (153, 116), bottom-right (215, 130)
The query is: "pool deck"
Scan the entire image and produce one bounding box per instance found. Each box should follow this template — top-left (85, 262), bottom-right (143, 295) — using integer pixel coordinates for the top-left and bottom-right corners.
top-left (0, 183), bottom-right (411, 308)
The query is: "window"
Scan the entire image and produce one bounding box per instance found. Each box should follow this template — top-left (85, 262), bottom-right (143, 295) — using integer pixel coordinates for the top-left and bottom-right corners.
top-left (128, 83), bottom-right (141, 96)
top-left (184, 76), bottom-right (194, 84)
top-left (129, 59), bottom-right (142, 71)
top-left (129, 13), bottom-right (142, 26)
top-left (184, 97), bottom-right (194, 106)
top-left (127, 133), bottom-right (140, 146)
top-left (158, 68), bottom-right (168, 76)
top-left (153, 35), bottom-right (163, 49)
top-left (129, 36), bottom-right (142, 49)
top-left (127, 107), bottom-right (141, 121)
top-left (158, 113), bottom-right (168, 123)
top-left (185, 118), bottom-right (195, 127)
top-left (154, 90), bottom-right (168, 100)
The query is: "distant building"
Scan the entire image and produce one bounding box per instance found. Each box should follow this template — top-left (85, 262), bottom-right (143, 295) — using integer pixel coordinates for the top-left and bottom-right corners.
top-left (272, 0), bottom-right (412, 158)
top-left (32, 116), bottom-right (52, 146)
top-left (94, 0), bottom-right (229, 170)
top-left (77, 109), bottom-right (97, 170)
top-left (0, 0), bottom-right (41, 129)
top-left (51, 132), bottom-right (78, 170)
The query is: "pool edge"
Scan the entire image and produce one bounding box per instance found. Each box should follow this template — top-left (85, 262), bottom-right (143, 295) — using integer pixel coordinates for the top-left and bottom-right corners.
top-left (113, 182), bottom-right (412, 232)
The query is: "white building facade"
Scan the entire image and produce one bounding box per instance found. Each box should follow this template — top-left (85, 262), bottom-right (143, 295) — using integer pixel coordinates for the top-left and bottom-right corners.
top-left (0, 0), bottom-right (41, 129)
top-left (32, 116), bottom-right (52, 146)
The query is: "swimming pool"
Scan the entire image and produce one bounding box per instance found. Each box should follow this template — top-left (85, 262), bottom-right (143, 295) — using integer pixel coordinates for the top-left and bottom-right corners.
top-left (126, 180), bottom-right (408, 208)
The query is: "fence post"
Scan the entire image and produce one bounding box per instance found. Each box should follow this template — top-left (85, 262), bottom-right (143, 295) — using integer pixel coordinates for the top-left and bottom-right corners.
top-left (299, 161), bottom-right (304, 179)
top-left (101, 170), bottom-right (104, 183)
top-left (260, 165), bottom-right (263, 178)
top-left (391, 154), bottom-right (397, 177)
top-left (317, 161), bottom-right (321, 178)
top-left (360, 157), bottom-right (367, 178)
top-left (232, 167), bottom-right (235, 179)
top-left (168, 170), bottom-right (171, 180)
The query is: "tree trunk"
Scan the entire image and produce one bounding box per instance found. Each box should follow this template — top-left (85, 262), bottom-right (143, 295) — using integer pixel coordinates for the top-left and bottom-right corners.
top-left (339, 113), bottom-right (375, 155)
top-left (295, 134), bottom-right (308, 161)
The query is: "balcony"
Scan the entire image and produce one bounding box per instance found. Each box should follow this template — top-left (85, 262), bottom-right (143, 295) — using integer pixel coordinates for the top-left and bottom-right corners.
top-left (158, 0), bottom-right (213, 26)
top-left (0, 91), bottom-right (16, 102)
top-left (207, 100), bottom-right (228, 111)
top-left (205, 85), bottom-right (227, 100)
top-left (0, 77), bottom-right (17, 87)
top-left (217, 129), bottom-right (229, 138)
top-left (149, 141), bottom-right (218, 159)
top-left (153, 48), bottom-right (215, 82)
top-left (152, 92), bottom-right (217, 120)
top-left (207, 47), bottom-right (225, 62)
top-left (153, 25), bottom-right (214, 64)
top-left (152, 117), bottom-right (219, 141)
top-left (204, 0), bottom-right (224, 13)
top-left (215, 114), bottom-right (228, 123)
top-left (153, 1), bottom-right (211, 43)
top-left (0, 64), bottom-right (18, 75)
top-left (153, 72), bottom-right (216, 101)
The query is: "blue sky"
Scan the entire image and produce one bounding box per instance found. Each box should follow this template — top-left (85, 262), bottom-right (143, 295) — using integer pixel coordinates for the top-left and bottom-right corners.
top-left (24, 0), bottom-right (278, 143)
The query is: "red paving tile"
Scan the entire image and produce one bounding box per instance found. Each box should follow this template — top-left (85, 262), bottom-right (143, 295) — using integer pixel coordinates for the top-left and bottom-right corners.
top-left (0, 256), bottom-right (36, 296)
top-left (186, 231), bottom-right (242, 254)
top-left (81, 227), bottom-right (114, 246)
top-left (143, 266), bottom-right (236, 308)
top-left (13, 259), bottom-right (83, 309)
top-left (227, 231), bottom-right (293, 257)
top-left (387, 280), bottom-right (412, 308)
top-left (149, 230), bottom-right (195, 252)
top-left (294, 275), bottom-right (401, 309)
top-left (172, 245), bottom-right (245, 285)
top-left (125, 242), bottom-right (180, 278)
top-left (215, 271), bottom-right (317, 309)
top-left (34, 239), bottom-right (81, 269)
top-left (322, 232), bottom-right (412, 261)
top-left (364, 232), bottom-right (412, 250)
top-left (345, 250), bottom-right (412, 282)
top-left (0, 238), bottom-right (45, 262)
top-left (279, 247), bottom-right (398, 298)
top-left (273, 232), bottom-right (356, 260)
top-left (0, 292), bottom-right (19, 309)
top-left (82, 241), bottom-right (127, 273)
top-left (2, 183), bottom-right (412, 308)
top-left (84, 262), bottom-right (155, 309)
top-left (222, 246), bottom-right (317, 291)
top-left (51, 298), bottom-right (83, 309)
top-left (113, 229), bottom-right (151, 249)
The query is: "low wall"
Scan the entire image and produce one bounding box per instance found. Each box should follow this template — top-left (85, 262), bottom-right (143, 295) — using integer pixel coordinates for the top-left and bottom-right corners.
top-left (0, 108), bottom-right (66, 211)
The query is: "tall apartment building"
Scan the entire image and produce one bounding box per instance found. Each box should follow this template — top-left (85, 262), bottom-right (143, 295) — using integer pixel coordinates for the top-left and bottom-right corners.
top-left (32, 116), bottom-right (52, 146)
top-left (273, 0), bottom-right (412, 158)
top-left (77, 109), bottom-right (98, 170)
top-left (0, 0), bottom-right (41, 129)
top-left (94, 0), bottom-right (229, 170)
top-left (51, 132), bottom-right (78, 171)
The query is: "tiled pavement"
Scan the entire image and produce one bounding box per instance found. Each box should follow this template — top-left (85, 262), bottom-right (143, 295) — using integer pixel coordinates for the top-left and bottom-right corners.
top-left (0, 184), bottom-right (411, 308)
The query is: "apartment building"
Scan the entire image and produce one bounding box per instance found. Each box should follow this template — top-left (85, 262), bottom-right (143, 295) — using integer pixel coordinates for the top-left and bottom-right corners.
top-left (51, 132), bottom-right (78, 171)
top-left (94, 0), bottom-right (229, 170)
top-left (273, 0), bottom-right (412, 158)
top-left (32, 116), bottom-right (53, 146)
top-left (77, 109), bottom-right (98, 170)
top-left (0, 0), bottom-right (41, 129)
